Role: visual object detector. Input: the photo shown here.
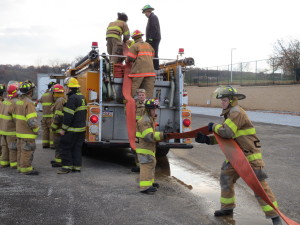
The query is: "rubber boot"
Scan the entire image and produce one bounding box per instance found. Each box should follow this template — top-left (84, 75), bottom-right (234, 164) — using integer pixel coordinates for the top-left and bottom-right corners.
top-left (214, 209), bottom-right (233, 217)
top-left (140, 187), bottom-right (157, 194)
top-left (24, 170), bottom-right (39, 175)
top-left (272, 216), bottom-right (282, 225)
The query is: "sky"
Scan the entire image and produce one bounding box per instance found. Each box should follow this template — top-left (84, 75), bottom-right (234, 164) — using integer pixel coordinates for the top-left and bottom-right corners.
top-left (0, 0), bottom-right (300, 68)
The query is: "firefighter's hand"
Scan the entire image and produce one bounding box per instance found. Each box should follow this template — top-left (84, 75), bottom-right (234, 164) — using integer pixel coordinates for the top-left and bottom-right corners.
top-left (59, 130), bottom-right (65, 136)
top-left (195, 132), bottom-right (210, 145)
top-left (208, 122), bottom-right (214, 132)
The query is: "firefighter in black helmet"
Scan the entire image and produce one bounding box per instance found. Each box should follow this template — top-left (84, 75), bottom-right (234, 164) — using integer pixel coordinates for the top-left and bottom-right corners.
top-left (57, 77), bottom-right (87, 174)
top-left (195, 86), bottom-right (282, 225)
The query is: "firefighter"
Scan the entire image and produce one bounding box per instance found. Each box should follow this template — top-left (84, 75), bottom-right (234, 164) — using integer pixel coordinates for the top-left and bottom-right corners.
top-left (195, 86), bottom-right (282, 225)
top-left (39, 81), bottom-right (56, 148)
top-left (136, 98), bottom-right (165, 194)
top-left (0, 84), bottom-right (6, 157)
top-left (106, 12), bottom-right (130, 63)
top-left (127, 30), bottom-right (156, 99)
top-left (142, 4), bottom-right (161, 70)
top-left (57, 77), bottom-right (87, 174)
top-left (14, 81), bottom-right (39, 175)
top-left (131, 89), bottom-right (147, 173)
top-left (50, 84), bottom-right (66, 167)
top-left (0, 82), bottom-right (18, 169)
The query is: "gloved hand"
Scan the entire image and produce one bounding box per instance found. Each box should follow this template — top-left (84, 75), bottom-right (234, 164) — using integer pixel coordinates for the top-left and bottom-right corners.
top-left (195, 132), bottom-right (210, 145)
top-left (208, 122), bottom-right (214, 132)
top-left (146, 38), bottom-right (153, 44)
top-left (163, 133), bottom-right (169, 140)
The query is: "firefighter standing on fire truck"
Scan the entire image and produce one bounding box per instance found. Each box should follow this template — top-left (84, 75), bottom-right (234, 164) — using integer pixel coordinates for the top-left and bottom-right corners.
top-left (39, 81), bottom-right (56, 148)
top-left (106, 12), bottom-right (130, 63)
top-left (127, 30), bottom-right (155, 99)
top-left (136, 99), bottom-right (165, 194)
top-left (0, 84), bottom-right (6, 157)
top-left (50, 84), bottom-right (66, 168)
top-left (57, 77), bottom-right (87, 174)
top-left (0, 82), bottom-right (19, 169)
top-left (14, 81), bottom-right (39, 175)
top-left (195, 86), bottom-right (282, 225)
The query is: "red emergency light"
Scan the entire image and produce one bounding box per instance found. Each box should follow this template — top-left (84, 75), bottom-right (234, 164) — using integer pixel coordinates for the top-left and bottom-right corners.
top-left (92, 42), bottom-right (98, 47)
top-left (178, 48), bottom-right (184, 54)
top-left (183, 118), bottom-right (191, 127)
top-left (90, 115), bottom-right (99, 124)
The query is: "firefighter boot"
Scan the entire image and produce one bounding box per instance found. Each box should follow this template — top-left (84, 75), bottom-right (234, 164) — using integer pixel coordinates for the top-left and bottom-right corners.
top-left (214, 209), bottom-right (233, 217)
top-left (152, 183), bottom-right (160, 188)
top-left (140, 187), bottom-right (157, 195)
top-left (24, 170), bottom-right (39, 175)
top-left (272, 216), bottom-right (282, 225)
top-left (52, 163), bottom-right (62, 167)
top-left (57, 168), bottom-right (72, 174)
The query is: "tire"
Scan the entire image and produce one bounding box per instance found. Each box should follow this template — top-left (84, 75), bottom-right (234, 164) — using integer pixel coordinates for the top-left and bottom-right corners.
top-left (156, 147), bottom-right (170, 157)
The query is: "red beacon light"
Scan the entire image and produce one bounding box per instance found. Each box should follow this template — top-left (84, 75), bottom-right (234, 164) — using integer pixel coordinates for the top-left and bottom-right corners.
top-left (90, 115), bottom-right (99, 124)
top-left (92, 42), bottom-right (98, 48)
top-left (178, 48), bottom-right (184, 55)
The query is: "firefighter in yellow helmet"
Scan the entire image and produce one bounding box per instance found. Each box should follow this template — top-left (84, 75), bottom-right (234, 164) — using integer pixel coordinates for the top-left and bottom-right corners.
top-left (39, 81), bottom-right (56, 148)
top-left (127, 30), bottom-right (155, 99)
top-left (106, 12), bottom-right (130, 63)
top-left (50, 84), bottom-right (67, 168)
top-left (136, 98), bottom-right (166, 194)
top-left (57, 77), bottom-right (87, 174)
top-left (14, 81), bottom-right (39, 175)
top-left (0, 82), bottom-right (19, 169)
top-left (195, 86), bottom-right (282, 225)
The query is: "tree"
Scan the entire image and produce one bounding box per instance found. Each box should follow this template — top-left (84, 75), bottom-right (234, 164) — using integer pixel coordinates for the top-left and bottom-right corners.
top-left (270, 38), bottom-right (300, 81)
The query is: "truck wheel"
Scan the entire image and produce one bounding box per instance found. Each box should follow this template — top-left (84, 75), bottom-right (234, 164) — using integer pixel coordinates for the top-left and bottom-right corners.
top-left (156, 148), bottom-right (170, 157)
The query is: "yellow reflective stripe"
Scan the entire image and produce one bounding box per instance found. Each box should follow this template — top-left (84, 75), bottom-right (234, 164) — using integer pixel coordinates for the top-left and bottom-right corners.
top-left (154, 132), bottom-right (161, 141)
top-left (16, 133), bottom-right (37, 139)
top-left (136, 148), bottom-right (155, 157)
top-left (63, 107), bottom-right (75, 115)
top-left (67, 127), bottom-right (86, 132)
top-left (10, 162), bottom-right (17, 167)
top-left (0, 161), bottom-right (10, 166)
top-left (42, 93), bottom-right (50, 96)
top-left (136, 132), bottom-right (142, 138)
top-left (62, 124), bottom-right (69, 130)
top-left (107, 26), bottom-right (122, 32)
top-left (220, 196), bottom-right (236, 204)
top-left (123, 30), bottom-right (129, 35)
top-left (55, 129), bottom-right (63, 133)
top-left (42, 140), bottom-right (49, 143)
top-left (3, 100), bottom-right (12, 105)
top-left (42, 102), bottom-right (52, 106)
top-left (214, 124), bottom-right (222, 133)
top-left (246, 153), bottom-right (262, 162)
top-left (75, 106), bottom-right (87, 112)
top-left (32, 127), bottom-right (39, 133)
top-left (234, 128), bottom-right (256, 138)
top-left (262, 201), bottom-right (278, 212)
top-left (26, 112), bottom-right (38, 120)
top-left (136, 115), bottom-right (141, 120)
top-left (140, 180), bottom-right (153, 187)
top-left (51, 123), bottom-right (58, 129)
top-left (55, 110), bottom-right (63, 116)
top-left (14, 114), bottom-right (26, 120)
top-left (20, 166), bottom-right (33, 173)
top-left (42, 114), bottom-right (53, 118)
top-left (73, 166), bottom-right (81, 171)
top-left (141, 127), bottom-right (154, 138)
top-left (1, 131), bottom-right (16, 136)
top-left (0, 114), bottom-right (12, 120)
top-left (62, 166), bottom-right (72, 169)
top-left (106, 34), bottom-right (121, 40)
top-left (55, 158), bottom-right (62, 163)
top-left (224, 119), bottom-right (238, 134)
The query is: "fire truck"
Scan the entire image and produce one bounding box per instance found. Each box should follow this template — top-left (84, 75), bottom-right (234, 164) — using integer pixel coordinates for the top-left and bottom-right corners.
top-left (64, 42), bottom-right (194, 156)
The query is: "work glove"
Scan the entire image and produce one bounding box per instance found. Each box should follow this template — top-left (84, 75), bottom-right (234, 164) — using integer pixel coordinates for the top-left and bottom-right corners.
top-left (195, 132), bottom-right (210, 145)
top-left (208, 122), bottom-right (214, 132)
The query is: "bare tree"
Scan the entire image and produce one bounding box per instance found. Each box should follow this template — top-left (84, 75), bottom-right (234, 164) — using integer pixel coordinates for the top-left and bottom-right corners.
top-left (270, 38), bottom-right (300, 81)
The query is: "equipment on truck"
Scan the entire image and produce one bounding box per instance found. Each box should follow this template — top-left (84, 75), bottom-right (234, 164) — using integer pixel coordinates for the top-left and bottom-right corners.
top-left (63, 42), bottom-right (194, 156)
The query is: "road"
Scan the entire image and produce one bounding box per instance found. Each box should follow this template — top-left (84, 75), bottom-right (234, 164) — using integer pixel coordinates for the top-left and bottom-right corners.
top-left (0, 113), bottom-right (299, 225)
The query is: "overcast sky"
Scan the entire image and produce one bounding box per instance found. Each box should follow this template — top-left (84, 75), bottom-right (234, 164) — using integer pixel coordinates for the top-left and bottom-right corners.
top-left (0, 0), bottom-right (299, 68)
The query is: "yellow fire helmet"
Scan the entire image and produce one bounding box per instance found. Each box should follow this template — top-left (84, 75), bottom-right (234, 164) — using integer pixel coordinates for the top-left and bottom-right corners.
top-left (65, 77), bottom-right (80, 88)
top-left (213, 85), bottom-right (246, 100)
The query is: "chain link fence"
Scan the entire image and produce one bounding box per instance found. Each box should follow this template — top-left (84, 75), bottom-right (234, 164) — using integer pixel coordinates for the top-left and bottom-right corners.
top-left (185, 59), bottom-right (300, 86)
